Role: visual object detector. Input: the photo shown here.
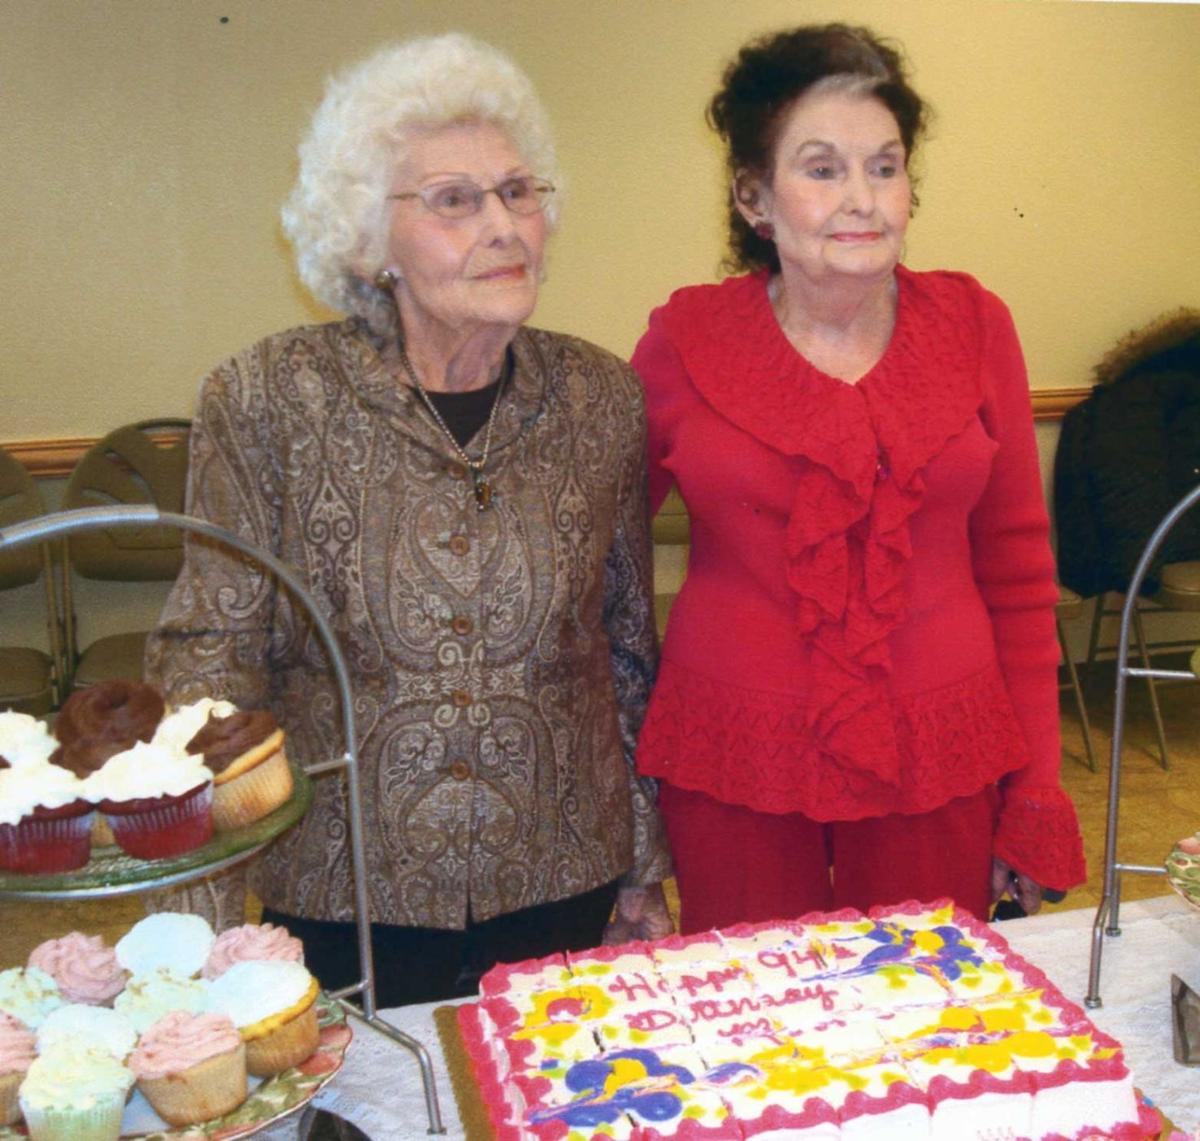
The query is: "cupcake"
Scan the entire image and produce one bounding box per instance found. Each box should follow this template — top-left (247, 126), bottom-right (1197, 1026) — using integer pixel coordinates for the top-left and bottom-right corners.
top-left (0, 967), bottom-right (62, 1029)
top-left (129, 1010), bottom-right (246, 1127)
top-left (115, 913), bottom-right (216, 980)
top-left (0, 712), bottom-right (57, 768)
top-left (36, 1004), bottom-right (137, 1062)
top-left (114, 968), bottom-right (209, 1034)
top-left (18, 1043), bottom-right (133, 1141)
top-left (84, 741), bottom-right (213, 859)
top-left (0, 764), bottom-right (93, 874)
top-left (152, 698), bottom-right (238, 754)
top-left (0, 1011), bottom-right (36, 1126)
top-left (28, 933), bottom-right (126, 1007)
top-left (205, 960), bottom-right (320, 1077)
top-left (186, 709), bottom-right (294, 830)
top-left (51, 680), bottom-right (165, 763)
top-left (202, 922), bottom-right (304, 980)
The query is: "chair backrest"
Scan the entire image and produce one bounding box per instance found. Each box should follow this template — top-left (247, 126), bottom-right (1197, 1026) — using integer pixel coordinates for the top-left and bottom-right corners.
top-left (0, 445), bottom-right (45, 589)
top-left (62, 419), bottom-right (191, 581)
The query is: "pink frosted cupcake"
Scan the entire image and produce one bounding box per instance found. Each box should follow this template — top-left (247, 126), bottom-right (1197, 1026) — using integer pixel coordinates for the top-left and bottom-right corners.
top-left (203, 923), bottom-right (304, 980)
top-left (129, 1010), bottom-right (247, 1127)
top-left (0, 763), bottom-right (93, 874)
top-left (0, 1010), bottom-right (35, 1126)
top-left (28, 933), bottom-right (127, 1007)
top-left (84, 741), bottom-right (213, 859)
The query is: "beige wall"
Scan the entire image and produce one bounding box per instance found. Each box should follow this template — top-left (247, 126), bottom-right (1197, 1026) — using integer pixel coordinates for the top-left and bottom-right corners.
top-left (3, 0), bottom-right (1199, 443)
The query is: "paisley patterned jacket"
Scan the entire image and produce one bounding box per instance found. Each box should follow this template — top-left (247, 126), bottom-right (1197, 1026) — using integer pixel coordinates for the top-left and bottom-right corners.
top-left (145, 318), bottom-right (670, 929)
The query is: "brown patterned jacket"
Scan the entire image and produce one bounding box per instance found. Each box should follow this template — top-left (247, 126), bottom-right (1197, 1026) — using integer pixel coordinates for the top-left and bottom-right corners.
top-left (145, 318), bottom-right (670, 929)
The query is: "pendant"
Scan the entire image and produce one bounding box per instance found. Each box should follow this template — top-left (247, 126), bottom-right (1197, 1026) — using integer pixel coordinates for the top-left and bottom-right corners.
top-left (472, 470), bottom-right (492, 511)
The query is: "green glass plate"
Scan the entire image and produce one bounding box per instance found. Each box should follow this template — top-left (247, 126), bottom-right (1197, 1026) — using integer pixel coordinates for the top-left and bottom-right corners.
top-left (0, 994), bottom-right (350, 1140)
top-left (0, 766), bottom-right (313, 897)
top-left (1166, 831), bottom-right (1200, 912)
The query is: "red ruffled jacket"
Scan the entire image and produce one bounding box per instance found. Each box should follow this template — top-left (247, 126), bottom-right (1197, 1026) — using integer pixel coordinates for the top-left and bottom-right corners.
top-left (632, 267), bottom-right (1085, 892)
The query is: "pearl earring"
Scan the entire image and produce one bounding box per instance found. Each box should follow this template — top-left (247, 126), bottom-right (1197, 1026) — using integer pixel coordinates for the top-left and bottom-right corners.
top-left (374, 268), bottom-right (398, 291)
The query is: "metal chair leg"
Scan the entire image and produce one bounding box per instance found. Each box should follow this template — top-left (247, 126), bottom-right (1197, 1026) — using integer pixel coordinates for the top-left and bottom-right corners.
top-left (1057, 618), bottom-right (1097, 771)
top-left (1131, 604), bottom-right (1170, 769)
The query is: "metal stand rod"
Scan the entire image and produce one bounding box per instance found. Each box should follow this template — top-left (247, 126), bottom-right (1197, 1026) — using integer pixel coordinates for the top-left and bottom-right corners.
top-left (0, 506), bottom-right (445, 1134)
top-left (1085, 483), bottom-right (1200, 1008)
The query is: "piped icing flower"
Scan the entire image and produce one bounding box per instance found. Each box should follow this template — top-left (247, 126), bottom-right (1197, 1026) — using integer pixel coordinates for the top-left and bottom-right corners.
top-left (153, 698), bottom-right (238, 754)
top-left (129, 1010), bottom-right (242, 1081)
top-left (28, 933), bottom-right (127, 1006)
top-left (0, 966), bottom-right (62, 1028)
top-left (18, 1042), bottom-right (133, 1111)
top-left (0, 1011), bottom-right (35, 1076)
top-left (203, 923), bottom-right (304, 979)
top-left (36, 1003), bottom-right (138, 1062)
top-left (114, 968), bottom-right (209, 1033)
top-left (115, 912), bottom-right (216, 979)
top-left (0, 764), bottom-right (88, 826)
top-left (0, 713), bottom-right (56, 768)
top-left (83, 740), bottom-right (212, 805)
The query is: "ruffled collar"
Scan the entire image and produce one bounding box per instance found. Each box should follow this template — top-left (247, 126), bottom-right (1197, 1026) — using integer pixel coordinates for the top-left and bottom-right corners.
top-left (659, 267), bottom-right (986, 787)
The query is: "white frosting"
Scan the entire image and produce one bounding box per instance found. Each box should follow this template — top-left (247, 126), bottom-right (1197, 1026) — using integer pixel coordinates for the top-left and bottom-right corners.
top-left (115, 912), bottom-right (216, 977)
top-left (18, 1042), bottom-right (133, 1110)
top-left (152, 698), bottom-right (238, 752)
top-left (36, 1003), bottom-right (138, 1061)
top-left (0, 762), bottom-right (87, 825)
top-left (0, 712), bottom-right (56, 766)
top-left (0, 966), bottom-right (62, 1028)
top-left (205, 960), bottom-right (313, 1027)
top-left (82, 739), bottom-right (211, 803)
top-left (114, 967), bottom-right (209, 1032)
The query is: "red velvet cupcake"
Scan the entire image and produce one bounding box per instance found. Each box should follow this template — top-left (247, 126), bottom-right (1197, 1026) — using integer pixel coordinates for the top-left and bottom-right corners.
top-left (83, 741), bottom-right (213, 860)
top-left (0, 762), bottom-right (93, 873)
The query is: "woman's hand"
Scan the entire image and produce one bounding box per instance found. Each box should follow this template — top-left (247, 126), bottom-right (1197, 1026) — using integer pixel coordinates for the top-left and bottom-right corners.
top-left (603, 883), bottom-right (675, 945)
top-left (991, 856), bottom-right (1044, 916)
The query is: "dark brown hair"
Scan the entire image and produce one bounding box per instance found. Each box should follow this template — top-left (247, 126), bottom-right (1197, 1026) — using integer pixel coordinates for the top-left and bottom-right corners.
top-left (708, 24), bottom-right (929, 274)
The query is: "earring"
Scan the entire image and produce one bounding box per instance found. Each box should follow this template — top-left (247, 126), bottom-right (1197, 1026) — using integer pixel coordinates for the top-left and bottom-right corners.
top-left (754, 221), bottom-right (774, 240)
top-left (374, 267), bottom-right (398, 291)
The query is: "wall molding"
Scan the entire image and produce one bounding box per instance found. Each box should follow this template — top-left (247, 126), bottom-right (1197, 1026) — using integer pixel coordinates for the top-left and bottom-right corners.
top-left (5, 387), bottom-right (1092, 477)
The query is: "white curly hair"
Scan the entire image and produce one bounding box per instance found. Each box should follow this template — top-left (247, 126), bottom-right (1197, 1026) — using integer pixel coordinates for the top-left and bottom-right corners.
top-left (281, 33), bottom-right (561, 336)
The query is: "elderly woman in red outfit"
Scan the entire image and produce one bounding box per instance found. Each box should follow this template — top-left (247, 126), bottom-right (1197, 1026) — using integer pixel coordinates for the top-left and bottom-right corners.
top-left (633, 24), bottom-right (1086, 932)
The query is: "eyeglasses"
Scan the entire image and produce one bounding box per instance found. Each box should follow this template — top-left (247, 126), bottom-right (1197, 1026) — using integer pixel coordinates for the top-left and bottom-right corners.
top-left (388, 176), bottom-right (555, 219)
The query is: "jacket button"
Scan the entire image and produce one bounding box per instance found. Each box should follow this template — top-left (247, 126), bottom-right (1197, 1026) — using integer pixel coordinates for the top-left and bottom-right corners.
top-left (451, 615), bottom-right (474, 636)
top-left (450, 689), bottom-right (472, 708)
top-left (448, 535), bottom-right (470, 556)
top-left (449, 760), bottom-right (471, 781)
top-left (447, 462), bottom-right (468, 481)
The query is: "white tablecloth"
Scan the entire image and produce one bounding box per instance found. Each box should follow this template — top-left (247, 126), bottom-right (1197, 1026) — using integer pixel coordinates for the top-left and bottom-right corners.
top-left (265, 895), bottom-right (1200, 1139)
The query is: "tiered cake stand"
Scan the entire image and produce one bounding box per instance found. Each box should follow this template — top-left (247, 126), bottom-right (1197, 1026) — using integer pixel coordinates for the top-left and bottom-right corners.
top-left (0, 506), bottom-right (447, 1135)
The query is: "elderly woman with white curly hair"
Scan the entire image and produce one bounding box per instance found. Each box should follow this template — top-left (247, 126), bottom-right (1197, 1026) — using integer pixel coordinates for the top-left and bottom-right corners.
top-left (145, 32), bottom-right (672, 1005)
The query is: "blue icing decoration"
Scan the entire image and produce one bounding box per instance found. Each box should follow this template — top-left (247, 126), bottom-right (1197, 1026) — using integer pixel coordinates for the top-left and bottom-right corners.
top-left (530, 1049), bottom-right (694, 1128)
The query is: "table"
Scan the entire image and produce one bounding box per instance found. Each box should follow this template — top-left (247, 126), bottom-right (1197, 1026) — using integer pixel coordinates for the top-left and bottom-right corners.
top-left (265, 895), bottom-right (1200, 1139)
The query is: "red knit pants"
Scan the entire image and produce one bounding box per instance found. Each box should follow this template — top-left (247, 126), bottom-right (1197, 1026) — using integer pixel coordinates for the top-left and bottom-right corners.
top-left (659, 781), bottom-right (999, 933)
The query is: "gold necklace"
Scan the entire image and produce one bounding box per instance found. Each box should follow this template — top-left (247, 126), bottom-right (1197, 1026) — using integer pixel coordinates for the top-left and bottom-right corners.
top-left (397, 346), bottom-right (506, 511)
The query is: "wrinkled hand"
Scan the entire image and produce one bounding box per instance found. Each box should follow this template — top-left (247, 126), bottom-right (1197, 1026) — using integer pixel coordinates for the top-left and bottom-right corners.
top-left (991, 856), bottom-right (1044, 916)
top-left (603, 883), bottom-right (675, 945)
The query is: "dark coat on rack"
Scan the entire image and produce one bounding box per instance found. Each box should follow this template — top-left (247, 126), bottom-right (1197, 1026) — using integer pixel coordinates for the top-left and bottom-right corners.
top-left (1054, 314), bottom-right (1200, 598)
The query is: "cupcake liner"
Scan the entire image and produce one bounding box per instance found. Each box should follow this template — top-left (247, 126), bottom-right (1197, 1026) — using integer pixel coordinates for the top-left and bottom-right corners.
top-left (20, 1088), bottom-right (126, 1141)
top-left (244, 1001), bottom-right (319, 1077)
top-left (105, 783), bottom-right (213, 859)
top-left (212, 748), bottom-right (294, 831)
top-left (0, 1070), bottom-right (21, 1126)
top-left (137, 1041), bottom-right (247, 1127)
top-left (0, 811), bottom-right (94, 873)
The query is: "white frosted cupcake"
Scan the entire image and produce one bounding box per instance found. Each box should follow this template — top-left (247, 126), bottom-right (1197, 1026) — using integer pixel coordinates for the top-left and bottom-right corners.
top-left (152, 699), bottom-right (237, 754)
top-left (85, 742), bottom-right (213, 860)
top-left (18, 1043), bottom-right (133, 1141)
top-left (115, 913), bottom-right (216, 979)
top-left (114, 968), bottom-right (209, 1034)
top-left (0, 763), bottom-right (93, 874)
top-left (36, 1004), bottom-right (137, 1062)
top-left (0, 966), bottom-right (62, 1029)
top-left (205, 960), bottom-right (319, 1077)
top-left (0, 713), bottom-right (57, 767)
